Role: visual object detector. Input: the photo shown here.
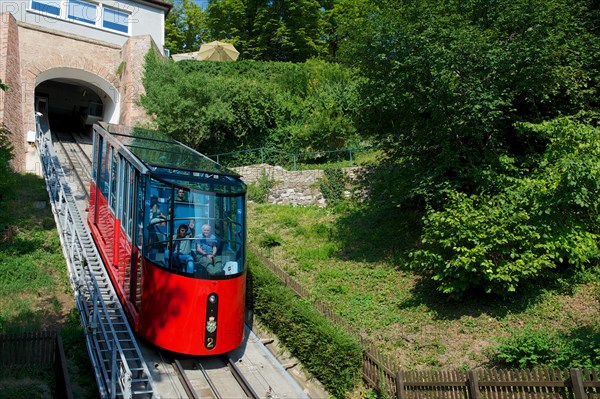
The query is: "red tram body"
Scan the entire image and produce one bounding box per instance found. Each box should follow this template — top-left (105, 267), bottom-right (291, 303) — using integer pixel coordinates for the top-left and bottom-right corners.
top-left (87, 123), bottom-right (246, 355)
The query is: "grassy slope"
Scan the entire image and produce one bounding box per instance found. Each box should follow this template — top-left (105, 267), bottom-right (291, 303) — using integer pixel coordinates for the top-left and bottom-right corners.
top-left (248, 202), bottom-right (600, 370)
top-left (0, 174), bottom-right (70, 332)
top-left (0, 173), bottom-right (98, 398)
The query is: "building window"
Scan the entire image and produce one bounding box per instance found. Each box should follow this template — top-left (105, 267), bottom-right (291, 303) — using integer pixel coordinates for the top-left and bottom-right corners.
top-left (103, 7), bottom-right (129, 34)
top-left (29, 0), bottom-right (130, 35)
top-left (68, 0), bottom-right (97, 25)
top-left (31, 0), bottom-right (60, 16)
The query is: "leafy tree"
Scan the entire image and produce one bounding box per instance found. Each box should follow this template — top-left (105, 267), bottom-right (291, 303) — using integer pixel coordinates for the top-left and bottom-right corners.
top-left (410, 118), bottom-right (600, 297)
top-left (337, 0), bottom-right (599, 297)
top-left (320, 0), bottom-right (372, 61)
top-left (205, 0), bottom-right (326, 61)
top-left (343, 0), bottom-right (599, 208)
top-left (202, 0), bottom-right (246, 47)
top-left (165, 0), bottom-right (206, 54)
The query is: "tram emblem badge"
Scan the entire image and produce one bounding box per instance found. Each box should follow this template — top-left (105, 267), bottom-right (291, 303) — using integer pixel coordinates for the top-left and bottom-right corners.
top-left (207, 316), bottom-right (217, 333)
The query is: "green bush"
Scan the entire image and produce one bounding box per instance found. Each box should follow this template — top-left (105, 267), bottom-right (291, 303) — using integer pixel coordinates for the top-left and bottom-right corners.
top-left (410, 118), bottom-right (600, 298)
top-left (247, 170), bottom-right (275, 203)
top-left (258, 232), bottom-right (282, 248)
top-left (0, 124), bottom-right (15, 199)
top-left (319, 168), bottom-right (346, 207)
top-left (141, 54), bottom-right (362, 155)
top-left (492, 325), bottom-right (600, 369)
top-left (248, 250), bottom-right (362, 398)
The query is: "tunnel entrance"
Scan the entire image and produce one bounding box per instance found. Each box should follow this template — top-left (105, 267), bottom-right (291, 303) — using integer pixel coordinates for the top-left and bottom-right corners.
top-left (35, 79), bottom-right (106, 135)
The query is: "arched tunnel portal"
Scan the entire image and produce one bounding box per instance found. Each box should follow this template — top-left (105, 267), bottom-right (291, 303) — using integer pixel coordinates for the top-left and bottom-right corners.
top-left (35, 68), bottom-right (120, 135)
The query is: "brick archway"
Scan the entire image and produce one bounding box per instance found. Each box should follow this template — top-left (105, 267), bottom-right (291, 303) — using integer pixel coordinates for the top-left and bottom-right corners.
top-left (0, 14), bottom-right (155, 171)
top-left (22, 56), bottom-right (121, 135)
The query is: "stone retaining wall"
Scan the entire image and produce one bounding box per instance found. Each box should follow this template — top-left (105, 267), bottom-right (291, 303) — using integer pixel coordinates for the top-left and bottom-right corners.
top-left (234, 164), bottom-right (357, 207)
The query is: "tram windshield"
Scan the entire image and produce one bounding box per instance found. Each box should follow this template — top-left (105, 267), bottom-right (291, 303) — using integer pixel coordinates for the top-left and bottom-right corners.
top-left (145, 178), bottom-right (245, 279)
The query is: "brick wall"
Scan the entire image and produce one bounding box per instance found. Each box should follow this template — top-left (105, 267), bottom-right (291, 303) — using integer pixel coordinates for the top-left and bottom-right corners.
top-left (0, 16), bottom-right (159, 171)
top-left (18, 22), bottom-right (122, 135)
top-left (0, 13), bottom-right (24, 171)
top-left (119, 35), bottom-right (156, 126)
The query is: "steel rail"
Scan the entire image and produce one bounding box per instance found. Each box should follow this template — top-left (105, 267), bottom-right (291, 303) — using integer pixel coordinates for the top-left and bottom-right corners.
top-left (225, 356), bottom-right (261, 399)
top-left (173, 360), bottom-right (200, 399)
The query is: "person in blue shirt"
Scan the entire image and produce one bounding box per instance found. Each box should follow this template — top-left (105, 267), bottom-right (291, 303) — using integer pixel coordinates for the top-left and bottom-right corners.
top-left (195, 224), bottom-right (220, 274)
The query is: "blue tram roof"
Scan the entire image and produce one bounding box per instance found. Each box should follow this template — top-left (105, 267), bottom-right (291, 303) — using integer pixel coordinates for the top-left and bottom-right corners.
top-left (99, 123), bottom-right (240, 178)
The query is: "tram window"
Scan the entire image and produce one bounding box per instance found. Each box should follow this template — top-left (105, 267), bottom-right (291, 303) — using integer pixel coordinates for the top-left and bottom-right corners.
top-left (98, 141), bottom-right (111, 197)
top-left (118, 159), bottom-right (135, 239)
top-left (91, 133), bottom-right (100, 183)
top-left (136, 174), bottom-right (145, 248)
top-left (127, 164), bottom-right (135, 237)
top-left (109, 151), bottom-right (118, 212)
top-left (146, 178), bottom-right (172, 258)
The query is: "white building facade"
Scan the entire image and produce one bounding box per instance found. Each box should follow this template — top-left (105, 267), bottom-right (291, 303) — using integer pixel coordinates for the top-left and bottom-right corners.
top-left (0, 0), bottom-right (171, 170)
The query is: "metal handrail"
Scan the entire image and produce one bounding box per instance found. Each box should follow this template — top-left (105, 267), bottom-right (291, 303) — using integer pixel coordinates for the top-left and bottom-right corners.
top-left (35, 116), bottom-right (157, 399)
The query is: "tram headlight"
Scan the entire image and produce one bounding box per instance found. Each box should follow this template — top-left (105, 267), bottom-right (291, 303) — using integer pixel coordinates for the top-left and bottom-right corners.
top-left (208, 294), bottom-right (217, 304)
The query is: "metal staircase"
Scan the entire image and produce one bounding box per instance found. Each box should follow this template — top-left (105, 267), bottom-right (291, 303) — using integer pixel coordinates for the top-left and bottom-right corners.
top-left (35, 116), bottom-right (158, 399)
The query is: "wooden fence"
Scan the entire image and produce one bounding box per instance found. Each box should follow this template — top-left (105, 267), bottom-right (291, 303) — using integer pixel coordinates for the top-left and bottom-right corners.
top-left (0, 331), bottom-right (73, 399)
top-left (250, 244), bottom-right (600, 399)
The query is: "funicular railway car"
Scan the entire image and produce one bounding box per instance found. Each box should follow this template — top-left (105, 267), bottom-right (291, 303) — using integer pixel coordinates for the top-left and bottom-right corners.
top-left (87, 123), bottom-right (246, 355)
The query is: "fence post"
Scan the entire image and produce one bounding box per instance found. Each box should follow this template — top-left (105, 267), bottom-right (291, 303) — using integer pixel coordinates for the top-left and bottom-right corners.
top-left (55, 335), bottom-right (74, 399)
top-left (467, 369), bottom-right (481, 399)
top-left (396, 371), bottom-right (405, 399)
top-left (260, 147), bottom-right (264, 164)
top-left (570, 369), bottom-right (587, 399)
top-left (349, 149), bottom-right (353, 166)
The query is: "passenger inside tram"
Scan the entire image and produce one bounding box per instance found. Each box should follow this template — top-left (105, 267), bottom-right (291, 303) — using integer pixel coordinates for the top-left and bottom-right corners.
top-left (166, 221), bottom-right (195, 273)
top-left (145, 182), bottom-right (242, 277)
top-left (175, 188), bottom-right (188, 203)
top-left (194, 224), bottom-right (220, 274)
top-left (148, 195), bottom-right (168, 249)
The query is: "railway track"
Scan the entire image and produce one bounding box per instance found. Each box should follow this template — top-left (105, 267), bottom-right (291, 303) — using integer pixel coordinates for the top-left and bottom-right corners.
top-left (52, 129), bottom-right (93, 202)
top-left (51, 128), bottom-right (312, 399)
top-left (173, 356), bottom-right (266, 399)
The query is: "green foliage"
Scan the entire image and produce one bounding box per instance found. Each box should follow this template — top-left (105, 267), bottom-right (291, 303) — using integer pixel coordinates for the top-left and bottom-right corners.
top-left (164, 0), bottom-right (205, 54)
top-left (258, 233), bottom-right (282, 248)
top-left (345, 0), bottom-right (599, 208)
top-left (0, 174), bottom-right (69, 333)
top-left (247, 170), bottom-right (275, 203)
top-left (248, 250), bottom-right (362, 397)
top-left (0, 169), bottom-right (95, 398)
top-left (319, 168), bottom-right (347, 207)
top-left (492, 325), bottom-right (600, 368)
top-left (410, 118), bottom-right (600, 298)
top-left (140, 52), bottom-right (362, 155)
top-left (205, 0), bottom-right (326, 61)
top-left (248, 202), bottom-right (599, 370)
top-left (0, 125), bottom-right (15, 198)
